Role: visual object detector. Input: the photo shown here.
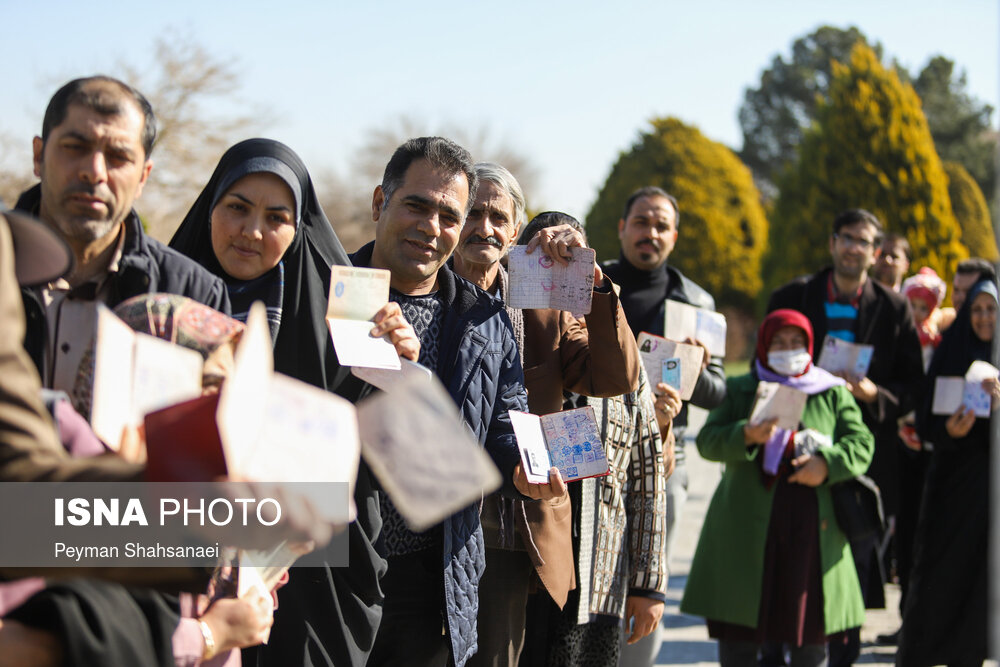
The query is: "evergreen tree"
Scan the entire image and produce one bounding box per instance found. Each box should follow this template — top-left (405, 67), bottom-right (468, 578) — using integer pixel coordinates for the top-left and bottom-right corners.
top-left (768, 43), bottom-right (966, 290)
top-left (943, 160), bottom-right (998, 261)
top-left (586, 118), bottom-right (768, 309)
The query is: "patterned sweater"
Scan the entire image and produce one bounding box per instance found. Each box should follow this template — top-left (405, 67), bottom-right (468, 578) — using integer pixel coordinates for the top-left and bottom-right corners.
top-left (573, 366), bottom-right (668, 623)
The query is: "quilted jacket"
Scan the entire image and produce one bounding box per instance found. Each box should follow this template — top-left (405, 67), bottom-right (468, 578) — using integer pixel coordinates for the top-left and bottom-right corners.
top-left (351, 242), bottom-right (528, 666)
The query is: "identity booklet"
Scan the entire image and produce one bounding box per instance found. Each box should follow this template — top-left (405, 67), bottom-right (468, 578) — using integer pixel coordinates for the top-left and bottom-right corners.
top-left (636, 331), bottom-right (704, 400)
top-left (506, 246), bottom-right (596, 317)
top-left (510, 406), bottom-right (609, 484)
top-left (326, 266), bottom-right (401, 370)
top-left (662, 300), bottom-right (727, 357)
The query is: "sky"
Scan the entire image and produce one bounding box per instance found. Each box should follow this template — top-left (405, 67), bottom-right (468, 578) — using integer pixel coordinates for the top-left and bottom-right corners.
top-left (2, 0), bottom-right (997, 222)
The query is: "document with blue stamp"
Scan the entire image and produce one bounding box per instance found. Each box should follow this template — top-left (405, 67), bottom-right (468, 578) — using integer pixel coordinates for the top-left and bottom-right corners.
top-left (510, 406), bottom-right (609, 484)
top-left (326, 266), bottom-right (400, 370)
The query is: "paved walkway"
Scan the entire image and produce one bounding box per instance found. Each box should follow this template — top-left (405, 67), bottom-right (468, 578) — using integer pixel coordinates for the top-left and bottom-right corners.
top-left (654, 408), bottom-right (902, 666)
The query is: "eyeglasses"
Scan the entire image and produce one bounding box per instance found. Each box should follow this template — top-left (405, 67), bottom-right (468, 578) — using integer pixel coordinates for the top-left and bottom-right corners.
top-left (833, 233), bottom-right (875, 250)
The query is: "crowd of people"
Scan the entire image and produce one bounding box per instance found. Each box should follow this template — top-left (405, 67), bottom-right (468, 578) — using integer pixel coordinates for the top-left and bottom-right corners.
top-left (0, 74), bottom-right (994, 667)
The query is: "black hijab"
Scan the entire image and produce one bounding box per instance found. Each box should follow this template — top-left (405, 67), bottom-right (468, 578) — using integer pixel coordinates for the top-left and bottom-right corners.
top-left (170, 138), bottom-right (350, 393)
top-left (918, 279), bottom-right (998, 443)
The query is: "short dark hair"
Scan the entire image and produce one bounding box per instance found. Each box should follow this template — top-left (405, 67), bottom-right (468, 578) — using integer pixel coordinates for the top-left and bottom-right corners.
top-left (832, 208), bottom-right (884, 242)
top-left (622, 186), bottom-right (680, 227)
top-left (380, 137), bottom-right (478, 214)
top-left (517, 211), bottom-right (586, 246)
top-left (956, 257), bottom-right (997, 282)
top-left (42, 76), bottom-right (157, 158)
top-left (881, 233), bottom-right (912, 262)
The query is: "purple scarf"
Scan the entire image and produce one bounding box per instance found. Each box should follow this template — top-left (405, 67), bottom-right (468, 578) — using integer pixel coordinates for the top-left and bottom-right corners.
top-left (754, 359), bottom-right (844, 474)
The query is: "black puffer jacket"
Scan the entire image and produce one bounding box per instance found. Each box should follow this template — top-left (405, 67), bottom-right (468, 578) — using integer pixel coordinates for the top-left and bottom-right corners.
top-left (16, 185), bottom-right (230, 377)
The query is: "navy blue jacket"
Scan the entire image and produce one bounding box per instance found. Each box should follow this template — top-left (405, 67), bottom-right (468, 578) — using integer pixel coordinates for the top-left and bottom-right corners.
top-left (351, 242), bottom-right (528, 666)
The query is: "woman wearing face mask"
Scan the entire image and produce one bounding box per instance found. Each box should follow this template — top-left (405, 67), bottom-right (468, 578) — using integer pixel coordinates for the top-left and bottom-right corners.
top-left (170, 139), bottom-right (418, 667)
top-left (897, 280), bottom-right (1000, 667)
top-left (680, 309), bottom-right (874, 667)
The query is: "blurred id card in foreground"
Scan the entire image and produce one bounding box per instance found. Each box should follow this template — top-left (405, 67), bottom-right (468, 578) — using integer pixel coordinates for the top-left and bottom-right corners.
top-left (326, 266), bottom-right (400, 370)
top-left (510, 407), bottom-right (609, 483)
top-left (817, 337), bottom-right (873, 378)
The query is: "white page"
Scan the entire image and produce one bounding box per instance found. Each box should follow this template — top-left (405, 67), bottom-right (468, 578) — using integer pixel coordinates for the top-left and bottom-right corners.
top-left (509, 411), bottom-right (552, 484)
top-left (218, 303), bottom-right (274, 477)
top-left (816, 337), bottom-right (874, 378)
top-left (327, 266), bottom-right (391, 321)
top-left (90, 306), bottom-right (138, 448)
top-left (539, 406), bottom-right (609, 481)
top-left (663, 300), bottom-right (727, 357)
top-left (357, 374), bottom-right (502, 532)
top-left (636, 332), bottom-right (704, 400)
top-left (506, 246), bottom-right (596, 316)
top-left (131, 334), bottom-right (203, 423)
top-left (749, 381), bottom-right (808, 431)
top-left (326, 267), bottom-right (400, 369)
top-left (932, 377), bottom-right (966, 415)
top-left (327, 319), bottom-right (401, 370)
top-left (351, 359), bottom-right (433, 391)
top-left (963, 361), bottom-right (999, 417)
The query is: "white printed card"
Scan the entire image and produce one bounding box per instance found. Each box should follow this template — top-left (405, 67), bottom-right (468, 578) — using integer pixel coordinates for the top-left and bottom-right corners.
top-left (510, 406), bottom-right (609, 484)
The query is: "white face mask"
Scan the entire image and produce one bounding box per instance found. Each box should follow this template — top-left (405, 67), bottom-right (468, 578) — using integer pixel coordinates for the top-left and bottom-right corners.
top-left (767, 348), bottom-right (811, 376)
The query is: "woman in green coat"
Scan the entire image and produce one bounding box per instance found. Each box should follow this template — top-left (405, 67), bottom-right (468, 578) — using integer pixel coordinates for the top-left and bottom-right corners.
top-left (680, 309), bottom-right (873, 666)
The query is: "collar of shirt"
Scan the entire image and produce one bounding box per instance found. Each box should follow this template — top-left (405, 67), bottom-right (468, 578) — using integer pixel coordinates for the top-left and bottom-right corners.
top-left (826, 272), bottom-right (863, 307)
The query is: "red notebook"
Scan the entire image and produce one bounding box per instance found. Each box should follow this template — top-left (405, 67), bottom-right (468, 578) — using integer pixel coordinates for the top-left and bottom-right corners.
top-left (143, 393), bottom-right (228, 482)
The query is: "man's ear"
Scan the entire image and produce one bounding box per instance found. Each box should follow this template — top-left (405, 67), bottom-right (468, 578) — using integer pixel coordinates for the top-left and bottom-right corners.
top-left (133, 160), bottom-right (153, 199)
top-left (371, 186), bottom-right (385, 223)
top-left (32, 136), bottom-right (44, 178)
top-left (617, 217), bottom-right (626, 240)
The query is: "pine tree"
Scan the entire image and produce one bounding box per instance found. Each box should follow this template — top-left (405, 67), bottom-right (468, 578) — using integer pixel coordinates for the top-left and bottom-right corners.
top-left (586, 117), bottom-right (768, 310)
top-left (768, 43), bottom-right (967, 291)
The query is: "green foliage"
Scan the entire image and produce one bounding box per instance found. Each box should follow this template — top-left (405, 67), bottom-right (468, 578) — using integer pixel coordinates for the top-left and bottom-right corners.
top-left (943, 160), bottom-right (998, 262)
top-left (769, 43), bottom-right (967, 290)
top-left (738, 26), bottom-right (882, 197)
top-left (912, 57), bottom-right (997, 214)
top-left (586, 118), bottom-right (769, 310)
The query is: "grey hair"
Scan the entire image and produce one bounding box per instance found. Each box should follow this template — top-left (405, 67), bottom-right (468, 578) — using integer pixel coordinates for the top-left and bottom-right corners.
top-left (473, 162), bottom-right (526, 229)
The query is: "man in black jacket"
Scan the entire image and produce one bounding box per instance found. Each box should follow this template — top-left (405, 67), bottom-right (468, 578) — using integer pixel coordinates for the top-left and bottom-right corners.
top-left (15, 76), bottom-right (229, 391)
top-left (767, 208), bottom-right (924, 666)
top-left (603, 186), bottom-right (727, 667)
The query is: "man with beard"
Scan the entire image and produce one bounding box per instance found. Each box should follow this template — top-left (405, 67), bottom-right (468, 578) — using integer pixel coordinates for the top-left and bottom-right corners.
top-left (602, 186), bottom-right (726, 667)
top-left (15, 76), bottom-right (228, 394)
top-left (450, 163), bottom-right (641, 667)
top-left (767, 208), bottom-right (923, 667)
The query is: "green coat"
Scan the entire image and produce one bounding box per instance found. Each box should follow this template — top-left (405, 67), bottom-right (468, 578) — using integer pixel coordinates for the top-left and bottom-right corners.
top-left (680, 373), bottom-right (874, 635)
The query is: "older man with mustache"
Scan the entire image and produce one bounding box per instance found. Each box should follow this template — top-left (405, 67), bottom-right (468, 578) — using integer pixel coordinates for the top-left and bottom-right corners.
top-left (602, 186), bottom-right (727, 667)
top-left (451, 163), bottom-right (640, 667)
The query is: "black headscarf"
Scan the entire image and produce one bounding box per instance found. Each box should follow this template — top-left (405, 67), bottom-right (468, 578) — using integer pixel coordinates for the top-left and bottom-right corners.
top-left (918, 278), bottom-right (998, 444)
top-left (169, 138), bottom-right (350, 393)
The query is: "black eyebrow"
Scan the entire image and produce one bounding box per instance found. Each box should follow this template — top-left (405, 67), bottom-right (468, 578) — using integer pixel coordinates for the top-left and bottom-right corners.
top-left (402, 194), bottom-right (462, 221)
top-left (224, 192), bottom-right (291, 214)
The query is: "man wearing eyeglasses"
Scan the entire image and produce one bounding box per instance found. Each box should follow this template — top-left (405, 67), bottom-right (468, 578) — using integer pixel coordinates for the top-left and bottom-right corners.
top-left (767, 208), bottom-right (923, 667)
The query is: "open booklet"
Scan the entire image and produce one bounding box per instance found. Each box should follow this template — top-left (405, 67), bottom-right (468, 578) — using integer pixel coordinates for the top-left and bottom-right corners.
top-left (90, 305), bottom-right (204, 449)
top-left (356, 372), bottom-right (503, 532)
top-left (510, 406), bottom-right (609, 484)
top-left (636, 332), bottom-right (705, 400)
top-left (663, 300), bottom-right (727, 357)
top-left (506, 246), bottom-right (596, 317)
top-left (932, 360), bottom-right (1000, 418)
top-left (749, 381), bottom-right (808, 431)
top-left (326, 266), bottom-right (401, 370)
top-left (144, 303), bottom-right (361, 522)
top-left (816, 336), bottom-right (874, 378)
